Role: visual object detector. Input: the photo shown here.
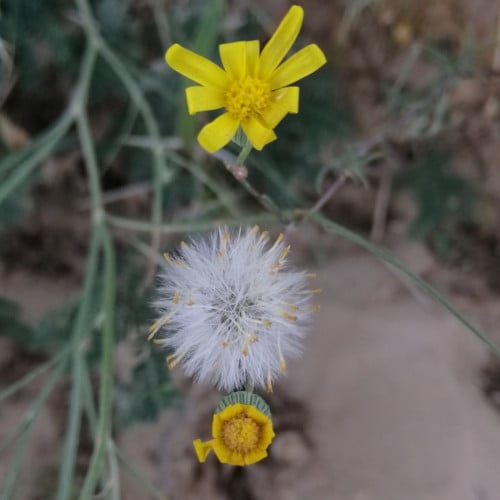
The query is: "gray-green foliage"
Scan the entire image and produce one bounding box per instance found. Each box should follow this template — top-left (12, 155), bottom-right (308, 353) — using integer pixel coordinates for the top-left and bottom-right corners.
top-left (0, 0), bottom-right (498, 498)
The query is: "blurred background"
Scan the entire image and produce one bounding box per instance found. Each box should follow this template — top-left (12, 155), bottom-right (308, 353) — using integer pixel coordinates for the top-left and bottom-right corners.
top-left (1, 0), bottom-right (500, 498)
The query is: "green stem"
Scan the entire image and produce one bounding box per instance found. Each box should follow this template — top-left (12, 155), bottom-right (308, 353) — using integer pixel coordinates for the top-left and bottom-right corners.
top-left (224, 140), bottom-right (292, 223)
top-left (106, 212), bottom-right (283, 233)
top-left (166, 150), bottom-right (242, 217)
top-left (76, 0), bottom-right (170, 265)
top-left (0, 347), bottom-right (69, 402)
top-left (116, 448), bottom-right (169, 500)
top-left (98, 41), bottom-right (166, 256)
top-left (56, 225), bottom-right (102, 500)
top-left (53, 39), bottom-right (101, 500)
top-left (0, 111), bottom-right (70, 177)
top-left (107, 440), bottom-right (121, 500)
top-left (78, 228), bottom-right (116, 499)
top-left (245, 380), bottom-right (255, 393)
top-left (70, 26), bottom-right (116, 497)
top-left (237, 177), bottom-right (290, 223)
top-left (147, 0), bottom-right (172, 49)
top-left (0, 110), bottom-right (73, 205)
top-left (236, 140), bottom-right (252, 166)
top-left (311, 212), bottom-right (500, 358)
top-left (81, 358), bottom-right (98, 435)
top-left (0, 360), bottom-right (66, 499)
top-left (76, 103), bottom-right (116, 498)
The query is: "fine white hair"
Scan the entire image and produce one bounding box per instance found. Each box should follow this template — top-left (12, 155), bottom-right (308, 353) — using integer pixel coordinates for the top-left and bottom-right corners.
top-left (150, 226), bottom-right (317, 392)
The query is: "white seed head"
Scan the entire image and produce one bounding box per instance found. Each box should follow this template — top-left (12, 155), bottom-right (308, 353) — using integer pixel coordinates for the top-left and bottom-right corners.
top-left (152, 227), bottom-right (314, 392)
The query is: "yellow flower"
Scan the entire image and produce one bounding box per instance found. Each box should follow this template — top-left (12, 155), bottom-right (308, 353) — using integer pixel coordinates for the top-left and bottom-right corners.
top-left (165, 5), bottom-right (327, 153)
top-left (193, 397), bottom-right (275, 466)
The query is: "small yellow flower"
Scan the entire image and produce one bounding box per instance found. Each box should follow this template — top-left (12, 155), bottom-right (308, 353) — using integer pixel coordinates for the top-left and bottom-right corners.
top-left (193, 394), bottom-right (275, 466)
top-left (165, 5), bottom-right (327, 153)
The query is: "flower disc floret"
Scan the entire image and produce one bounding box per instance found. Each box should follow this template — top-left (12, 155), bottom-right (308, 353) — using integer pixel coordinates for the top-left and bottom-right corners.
top-left (225, 77), bottom-right (272, 121)
top-left (165, 5), bottom-right (327, 153)
top-left (222, 412), bottom-right (260, 453)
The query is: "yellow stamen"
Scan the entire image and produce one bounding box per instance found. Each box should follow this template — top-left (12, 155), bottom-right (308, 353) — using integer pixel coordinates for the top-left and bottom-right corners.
top-left (225, 77), bottom-right (272, 122)
top-left (175, 258), bottom-right (187, 268)
top-left (266, 371), bottom-right (273, 393)
top-left (280, 355), bottom-right (287, 373)
top-left (301, 288), bottom-right (322, 295)
top-left (217, 232), bottom-right (230, 258)
top-left (251, 225), bottom-right (260, 233)
top-left (166, 352), bottom-right (183, 369)
top-left (277, 335), bottom-right (287, 372)
top-left (280, 310), bottom-right (297, 321)
top-left (270, 233), bottom-right (284, 251)
top-left (249, 335), bottom-right (259, 343)
top-left (188, 295), bottom-right (195, 306)
top-left (221, 412), bottom-right (261, 453)
top-left (261, 320), bottom-right (272, 327)
top-left (180, 241), bottom-right (188, 249)
top-left (279, 245), bottom-right (290, 260)
top-left (259, 230), bottom-right (269, 242)
top-left (242, 343), bottom-right (249, 356)
top-left (147, 322), bottom-right (161, 341)
top-left (163, 252), bottom-right (172, 264)
top-left (306, 272), bottom-right (317, 278)
top-left (173, 290), bottom-right (180, 304)
top-left (148, 314), bottom-right (171, 340)
top-left (309, 304), bottom-right (321, 312)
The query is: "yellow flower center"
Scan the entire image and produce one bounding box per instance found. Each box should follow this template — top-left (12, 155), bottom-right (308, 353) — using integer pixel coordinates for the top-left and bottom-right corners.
top-left (225, 77), bottom-right (272, 121)
top-left (221, 412), bottom-right (261, 453)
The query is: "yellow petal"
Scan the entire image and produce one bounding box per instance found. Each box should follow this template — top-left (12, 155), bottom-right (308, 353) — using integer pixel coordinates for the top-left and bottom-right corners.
top-left (165, 44), bottom-right (229, 89)
top-left (241, 116), bottom-right (277, 150)
top-left (213, 445), bottom-right (245, 466)
top-left (212, 413), bottom-right (223, 437)
top-left (220, 41), bottom-right (261, 80)
top-left (259, 86), bottom-right (299, 128)
top-left (246, 40), bottom-right (260, 77)
top-left (260, 422), bottom-right (276, 447)
top-left (259, 5), bottom-right (304, 80)
top-left (269, 44), bottom-right (326, 89)
top-left (230, 452), bottom-right (247, 466)
top-left (197, 113), bottom-right (239, 153)
top-left (193, 439), bottom-right (215, 463)
top-left (245, 405), bottom-right (269, 425)
top-left (218, 403), bottom-right (245, 420)
top-left (185, 86), bottom-right (225, 115)
top-left (244, 448), bottom-right (268, 465)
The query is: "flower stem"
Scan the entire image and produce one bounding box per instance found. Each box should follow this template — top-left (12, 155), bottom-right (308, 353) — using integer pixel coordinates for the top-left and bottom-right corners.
top-left (105, 212), bottom-right (282, 234)
top-left (245, 379), bottom-right (255, 393)
top-left (308, 174), bottom-right (348, 215)
top-left (311, 212), bottom-right (500, 359)
top-left (236, 140), bottom-right (253, 166)
top-left (78, 227), bottom-right (116, 500)
top-left (0, 360), bottom-right (66, 499)
top-left (56, 225), bottom-right (102, 500)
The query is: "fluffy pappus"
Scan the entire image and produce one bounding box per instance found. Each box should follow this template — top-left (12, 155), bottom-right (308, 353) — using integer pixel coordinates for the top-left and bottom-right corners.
top-left (150, 226), bottom-right (320, 392)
